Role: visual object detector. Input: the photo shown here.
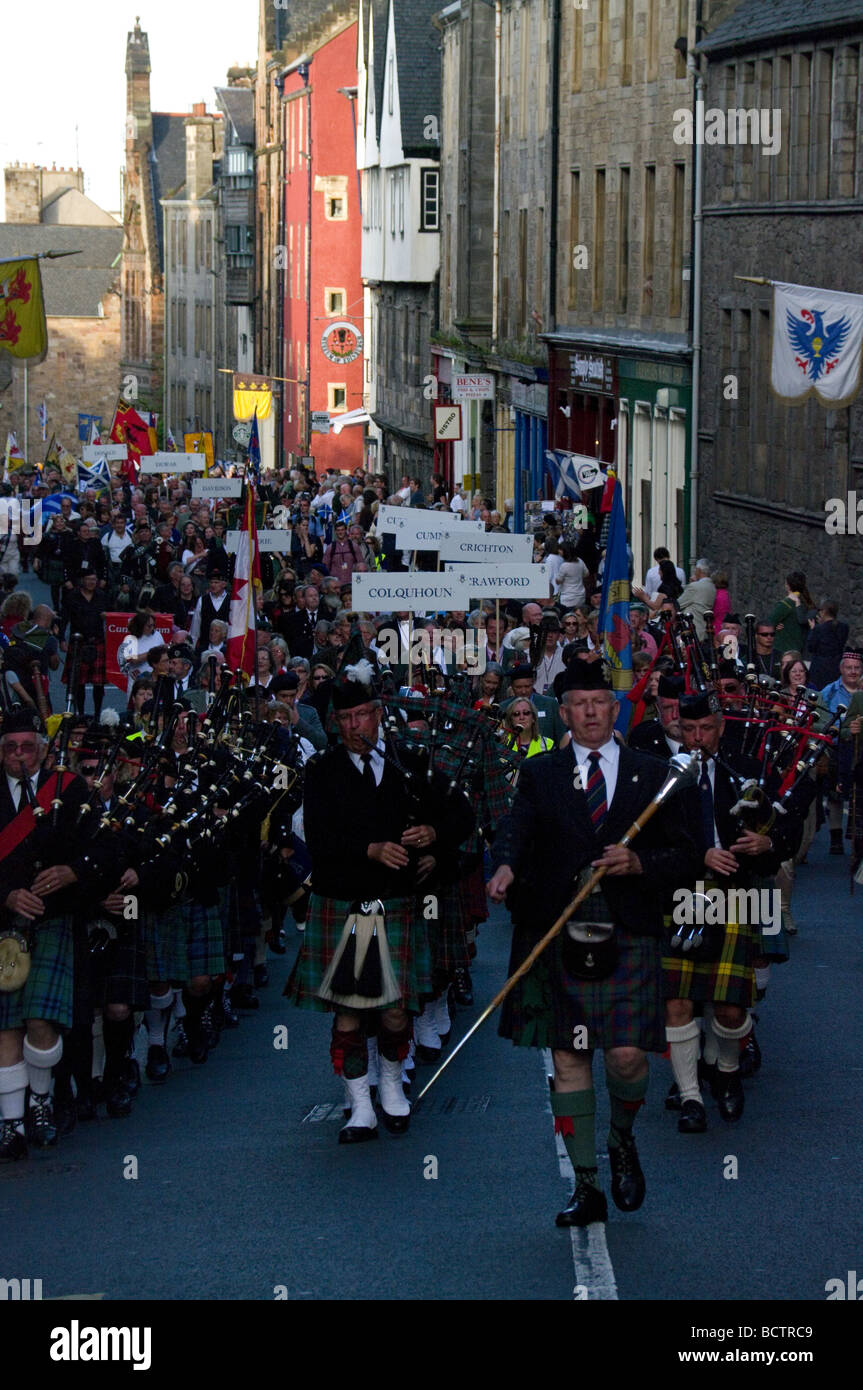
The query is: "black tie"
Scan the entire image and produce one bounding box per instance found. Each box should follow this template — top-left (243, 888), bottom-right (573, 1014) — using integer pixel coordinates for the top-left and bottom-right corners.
top-left (699, 758), bottom-right (716, 849)
top-left (16, 777), bottom-right (32, 812)
top-left (360, 751), bottom-right (376, 792)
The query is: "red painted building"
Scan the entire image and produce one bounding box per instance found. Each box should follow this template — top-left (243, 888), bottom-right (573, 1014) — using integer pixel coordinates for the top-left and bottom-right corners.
top-left (281, 19), bottom-right (364, 472)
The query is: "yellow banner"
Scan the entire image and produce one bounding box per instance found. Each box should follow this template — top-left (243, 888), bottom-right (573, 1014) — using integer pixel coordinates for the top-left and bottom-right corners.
top-left (0, 257), bottom-right (48, 362)
top-left (184, 431), bottom-right (215, 476)
top-left (233, 372), bottom-right (273, 421)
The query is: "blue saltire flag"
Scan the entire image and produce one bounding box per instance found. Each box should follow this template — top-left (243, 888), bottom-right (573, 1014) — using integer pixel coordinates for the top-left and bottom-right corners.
top-left (247, 408), bottom-right (261, 486)
top-left (544, 449), bottom-right (582, 501)
top-left (40, 491), bottom-right (79, 517)
top-left (77, 458), bottom-right (112, 491)
top-left (597, 477), bottom-right (633, 734)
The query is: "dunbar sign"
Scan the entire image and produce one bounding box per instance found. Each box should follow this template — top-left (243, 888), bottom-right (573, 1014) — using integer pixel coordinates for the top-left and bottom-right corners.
top-left (445, 563), bottom-right (549, 599)
top-left (351, 574), bottom-right (473, 614)
top-left (437, 532), bottom-right (533, 563)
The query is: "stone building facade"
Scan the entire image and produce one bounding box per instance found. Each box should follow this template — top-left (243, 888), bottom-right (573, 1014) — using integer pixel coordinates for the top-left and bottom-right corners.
top-left (696, 0), bottom-right (863, 622)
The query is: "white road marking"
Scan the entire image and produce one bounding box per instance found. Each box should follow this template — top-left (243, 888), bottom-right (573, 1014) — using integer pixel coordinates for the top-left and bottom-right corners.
top-left (542, 1049), bottom-right (619, 1301)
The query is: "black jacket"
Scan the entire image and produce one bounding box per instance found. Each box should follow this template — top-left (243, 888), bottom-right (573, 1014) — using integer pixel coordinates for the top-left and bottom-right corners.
top-left (0, 769), bottom-right (114, 920)
top-left (303, 744), bottom-right (474, 901)
top-left (807, 619), bottom-right (850, 691)
top-left (491, 745), bottom-right (702, 938)
top-left (627, 720), bottom-right (677, 761)
top-left (284, 608), bottom-right (318, 660)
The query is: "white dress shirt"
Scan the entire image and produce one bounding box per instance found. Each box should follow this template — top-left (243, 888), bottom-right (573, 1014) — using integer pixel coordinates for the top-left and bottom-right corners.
top-left (347, 744), bottom-right (385, 786)
top-left (571, 737), bottom-right (619, 805)
top-left (7, 771), bottom-right (39, 812)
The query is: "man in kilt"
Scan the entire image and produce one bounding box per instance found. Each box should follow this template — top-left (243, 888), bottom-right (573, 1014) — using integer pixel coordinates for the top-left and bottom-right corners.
top-left (0, 710), bottom-right (112, 1161)
top-left (663, 691), bottom-right (796, 1134)
top-left (60, 570), bottom-right (108, 720)
top-left (488, 663), bottom-right (702, 1227)
top-left (285, 659), bottom-right (473, 1144)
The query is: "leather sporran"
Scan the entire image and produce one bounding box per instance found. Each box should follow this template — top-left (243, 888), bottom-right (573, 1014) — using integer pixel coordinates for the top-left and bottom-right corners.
top-left (561, 873), bottom-right (618, 981)
top-left (0, 929), bottom-right (31, 993)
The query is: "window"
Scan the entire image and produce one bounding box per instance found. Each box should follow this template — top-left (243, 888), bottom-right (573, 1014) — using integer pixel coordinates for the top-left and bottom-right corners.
top-left (572, 4), bottom-right (583, 92)
top-left (593, 168), bottom-right (605, 312)
top-left (642, 165), bottom-right (656, 312)
top-left (518, 208), bottom-right (528, 334)
top-left (420, 168), bottom-right (439, 231)
top-left (621, 0), bottom-right (633, 86)
top-left (675, 0), bottom-right (688, 78)
top-left (388, 54), bottom-right (395, 115)
top-left (398, 167), bottom-right (406, 235)
top-left (390, 171), bottom-right (397, 234)
top-left (326, 195), bottom-right (347, 221)
top-left (325, 287), bottom-right (345, 315)
top-left (669, 163), bottom-right (685, 317)
top-left (568, 170), bottom-right (580, 309)
top-left (647, 0), bottom-right (659, 81)
top-left (597, 0), bottom-right (609, 88)
top-left (519, 6), bottom-right (530, 137)
top-left (328, 383), bottom-right (347, 413)
top-left (618, 167), bottom-right (630, 313)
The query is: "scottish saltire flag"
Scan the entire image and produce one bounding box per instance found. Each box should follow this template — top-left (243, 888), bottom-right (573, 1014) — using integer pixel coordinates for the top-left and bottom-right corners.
top-left (77, 458), bottom-right (112, 491)
top-left (88, 419), bottom-right (102, 446)
top-left (544, 449), bottom-right (582, 501)
top-left (247, 408), bottom-right (261, 486)
top-left (597, 478), bottom-right (633, 733)
top-left (226, 485), bottom-right (260, 677)
top-left (772, 281), bottom-right (863, 406)
top-left (41, 491), bottom-right (79, 517)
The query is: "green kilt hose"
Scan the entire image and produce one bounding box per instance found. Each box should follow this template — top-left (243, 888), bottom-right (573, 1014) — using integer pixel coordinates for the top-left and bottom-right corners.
top-left (661, 914), bottom-right (756, 1008)
top-left (498, 926), bottom-right (666, 1054)
top-left (0, 916), bottom-right (75, 1031)
top-left (285, 893), bottom-right (432, 1015)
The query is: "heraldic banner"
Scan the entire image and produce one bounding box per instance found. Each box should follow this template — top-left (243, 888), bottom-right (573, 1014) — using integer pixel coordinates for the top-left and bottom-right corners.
top-left (0, 257), bottom-right (48, 362)
top-left (771, 280), bottom-right (863, 407)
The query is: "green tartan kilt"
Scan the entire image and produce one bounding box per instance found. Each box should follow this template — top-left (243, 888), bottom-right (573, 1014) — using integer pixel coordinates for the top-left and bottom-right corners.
top-left (428, 881), bottom-right (472, 979)
top-left (661, 915), bottom-right (756, 1007)
top-left (0, 916), bottom-right (74, 1031)
top-left (498, 925), bottom-right (665, 1053)
top-left (142, 900), bottom-right (225, 983)
top-left (285, 893), bottom-right (432, 1015)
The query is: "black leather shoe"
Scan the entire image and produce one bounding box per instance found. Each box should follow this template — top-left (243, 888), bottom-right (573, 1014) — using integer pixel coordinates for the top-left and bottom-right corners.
top-left (338, 1123), bottom-right (378, 1144)
top-left (665, 1082), bottom-right (681, 1111)
top-left (556, 1169), bottom-right (608, 1227)
top-left (25, 1093), bottom-right (57, 1148)
top-left (715, 1069), bottom-right (744, 1121)
top-left (0, 1120), bottom-right (27, 1162)
top-left (172, 1023), bottom-right (189, 1057)
top-left (701, 1060), bottom-right (720, 1096)
top-left (220, 996), bottom-right (240, 1028)
top-left (414, 1043), bottom-right (441, 1064)
top-left (254, 965), bottom-right (269, 988)
top-left (53, 1097), bottom-right (77, 1137)
top-left (452, 968), bottom-right (473, 1005)
top-left (379, 1109), bottom-right (410, 1135)
top-left (678, 1099), bottom-right (707, 1133)
top-left (122, 1057), bottom-right (141, 1096)
top-left (184, 1025), bottom-right (209, 1065)
top-left (739, 1030), bottom-right (761, 1078)
top-left (231, 984), bottom-right (260, 1011)
top-left (146, 1044), bottom-right (171, 1082)
top-left (105, 1083), bottom-right (133, 1119)
top-left (608, 1134), bottom-right (646, 1212)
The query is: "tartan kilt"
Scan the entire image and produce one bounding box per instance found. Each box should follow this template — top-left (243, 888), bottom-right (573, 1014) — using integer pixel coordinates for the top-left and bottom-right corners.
top-left (61, 640), bottom-right (106, 686)
top-left (0, 916), bottom-right (74, 1030)
top-left (462, 863), bottom-right (489, 926)
top-left (142, 905), bottom-right (188, 984)
top-left (181, 899), bottom-right (226, 979)
top-left (498, 924), bottom-right (665, 1053)
top-left (90, 923), bottom-right (149, 1011)
top-left (661, 915), bottom-right (755, 1007)
top-left (285, 893), bottom-right (432, 1015)
top-left (428, 881), bottom-right (472, 980)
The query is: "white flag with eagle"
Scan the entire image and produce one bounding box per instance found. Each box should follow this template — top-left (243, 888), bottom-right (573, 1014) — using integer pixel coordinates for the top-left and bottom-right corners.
top-left (772, 280), bottom-right (863, 407)
top-left (226, 485), bottom-right (260, 677)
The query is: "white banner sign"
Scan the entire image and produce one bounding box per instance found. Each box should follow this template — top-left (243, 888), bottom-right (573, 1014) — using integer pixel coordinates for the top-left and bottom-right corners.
top-left (192, 478), bottom-right (243, 499)
top-left (453, 373), bottom-right (495, 401)
top-left (375, 504), bottom-right (484, 542)
top-left (445, 563), bottom-right (549, 599)
top-left (771, 280), bottom-right (863, 406)
top-left (226, 529), bottom-right (291, 554)
top-left (83, 443), bottom-right (127, 463)
top-left (351, 574), bottom-right (473, 613)
top-left (139, 453), bottom-right (205, 474)
top-left (437, 532), bottom-right (533, 563)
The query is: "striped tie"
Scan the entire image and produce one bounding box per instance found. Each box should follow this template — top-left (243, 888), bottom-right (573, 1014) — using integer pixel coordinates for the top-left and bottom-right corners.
top-left (585, 751), bottom-right (607, 830)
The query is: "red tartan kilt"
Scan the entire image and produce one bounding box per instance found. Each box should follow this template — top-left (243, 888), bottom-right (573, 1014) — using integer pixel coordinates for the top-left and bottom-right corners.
top-left (61, 641), bottom-right (106, 686)
top-left (462, 863), bottom-right (488, 925)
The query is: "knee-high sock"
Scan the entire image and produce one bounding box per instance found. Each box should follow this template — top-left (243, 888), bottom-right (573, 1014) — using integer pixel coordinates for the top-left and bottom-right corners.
top-left (330, 1024), bottom-right (368, 1080)
top-left (22, 1036), bottom-right (63, 1100)
top-left (755, 965), bottom-right (770, 992)
top-left (0, 1061), bottom-right (28, 1128)
top-left (606, 1070), bottom-right (649, 1148)
top-left (103, 1016), bottom-right (135, 1087)
top-left (182, 988), bottom-right (207, 1041)
top-left (702, 1004), bottom-right (719, 1065)
top-left (711, 1015), bottom-right (752, 1073)
top-left (666, 1020), bottom-right (702, 1103)
top-left (145, 990), bottom-right (173, 1046)
top-left (550, 1088), bottom-right (598, 1184)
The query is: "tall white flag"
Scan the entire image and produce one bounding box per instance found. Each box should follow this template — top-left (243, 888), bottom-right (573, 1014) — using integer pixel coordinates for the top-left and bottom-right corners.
top-left (772, 281), bottom-right (863, 407)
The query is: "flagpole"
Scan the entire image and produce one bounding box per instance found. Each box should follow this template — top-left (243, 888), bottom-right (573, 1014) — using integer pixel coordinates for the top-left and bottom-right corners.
top-left (733, 276), bottom-right (773, 286)
top-left (23, 362), bottom-right (29, 469)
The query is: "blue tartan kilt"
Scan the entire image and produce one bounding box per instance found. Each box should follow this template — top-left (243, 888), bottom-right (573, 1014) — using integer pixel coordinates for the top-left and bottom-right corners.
top-left (89, 921), bottom-right (150, 1011)
top-left (498, 924), bottom-right (665, 1053)
top-left (142, 905), bottom-right (187, 984)
top-left (285, 893), bottom-right (432, 1015)
top-left (0, 916), bottom-right (75, 1031)
top-left (181, 900), bottom-right (226, 979)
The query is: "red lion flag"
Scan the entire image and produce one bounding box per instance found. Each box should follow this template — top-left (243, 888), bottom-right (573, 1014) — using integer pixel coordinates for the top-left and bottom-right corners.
top-left (226, 485), bottom-right (260, 677)
top-left (110, 400), bottom-right (155, 481)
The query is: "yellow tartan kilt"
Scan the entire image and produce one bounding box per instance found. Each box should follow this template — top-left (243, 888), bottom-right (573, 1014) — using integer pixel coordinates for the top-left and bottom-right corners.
top-left (661, 910), bottom-right (756, 1008)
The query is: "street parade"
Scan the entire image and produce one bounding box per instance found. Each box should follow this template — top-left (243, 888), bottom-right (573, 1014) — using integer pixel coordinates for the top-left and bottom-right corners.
top-left (1, 0), bottom-right (861, 1348)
